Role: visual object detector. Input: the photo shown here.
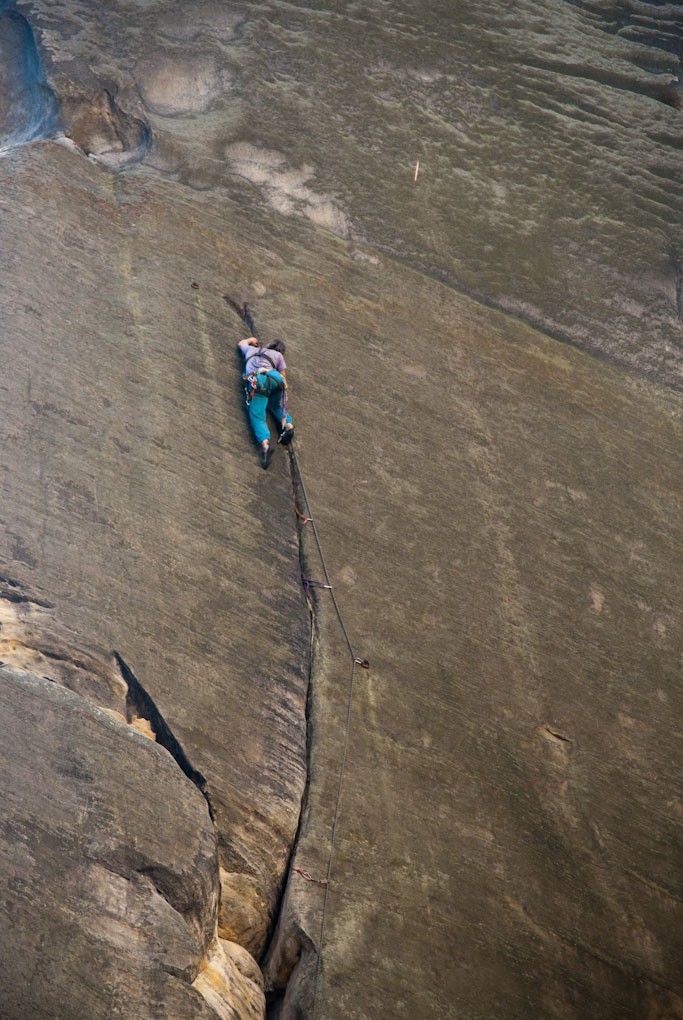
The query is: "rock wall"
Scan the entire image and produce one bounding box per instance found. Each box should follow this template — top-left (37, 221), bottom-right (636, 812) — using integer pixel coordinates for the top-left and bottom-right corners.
top-left (0, 1), bottom-right (682, 1018)
top-left (0, 1), bottom-right (59, 149)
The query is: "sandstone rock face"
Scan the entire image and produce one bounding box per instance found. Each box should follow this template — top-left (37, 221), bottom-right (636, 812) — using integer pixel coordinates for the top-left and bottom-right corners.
top-left (1, 1), bottom-right (682, 1019)
top-left (193, 938), bottom-right (266, 1020)
top-left (0, 587), bottom-right (266, 1018)
top-left (0, 134), bottom-right (310, 1015)
top-left (264, 271), bottom-right (683, 1019)
top-left (0, 664), bottom-right (220, 1018)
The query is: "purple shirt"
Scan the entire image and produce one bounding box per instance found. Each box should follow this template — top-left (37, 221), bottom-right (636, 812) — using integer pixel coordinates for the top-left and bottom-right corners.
top-left (238, 339), bottom-right (286, 375)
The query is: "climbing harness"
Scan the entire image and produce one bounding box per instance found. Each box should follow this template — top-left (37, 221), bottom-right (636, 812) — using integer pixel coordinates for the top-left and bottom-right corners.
top-left (244, 367), bottom-right (283, 408)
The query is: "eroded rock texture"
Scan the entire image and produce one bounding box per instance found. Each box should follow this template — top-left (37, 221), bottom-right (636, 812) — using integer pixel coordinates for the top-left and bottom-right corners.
top-left (0, 662), bottom-right (219, 1018)
top-left (0, 1), bottom-right (682, 1019)
top-left (0, 588), bottom-right (265, 1019)
top-left (0, 1), bottom-right (59, 149)
top-left (0, 134), bottom-right (310, 1014)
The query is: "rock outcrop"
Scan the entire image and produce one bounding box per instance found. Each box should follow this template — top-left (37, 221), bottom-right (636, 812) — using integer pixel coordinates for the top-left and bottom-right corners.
top-left (0, 2), bottom-right (59, 149)
top-left (1, 1), bottom-right (682, 1019)
top-left (0, 585), bottom-right (265, 1018)
top-left (0, 661), bottom-right (220, 1018)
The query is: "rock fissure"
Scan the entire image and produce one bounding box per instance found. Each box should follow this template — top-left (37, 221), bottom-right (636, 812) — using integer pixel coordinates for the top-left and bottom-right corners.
top-left (0, 574), bottom-right (53, 607)
top-left (114, 650), bottom-right (214, 820)
top-left (542, 725), bottom-right (572, 745)
top-left (260, 457), bottom-right (328, 1018)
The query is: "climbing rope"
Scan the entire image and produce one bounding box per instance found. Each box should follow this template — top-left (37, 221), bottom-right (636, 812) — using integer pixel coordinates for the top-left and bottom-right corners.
top-left (289, 447), bottom-right (369, 670)
top-left (223, 294), bottom-right (369, 1014)
top-left (287, 445), bottom-right (370, 1018)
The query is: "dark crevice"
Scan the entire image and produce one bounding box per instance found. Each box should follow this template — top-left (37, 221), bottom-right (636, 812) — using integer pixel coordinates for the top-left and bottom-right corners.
top-left (113, 651), bottom-right (215, 822)
top-left (0, 575), bottom-right (54, 608)
top-left (262, 457), bottom-right (322, 1018)
top-left (559, 0), bottom-right (683, 108)
top-left (542, 725), bottom-right (572, 745)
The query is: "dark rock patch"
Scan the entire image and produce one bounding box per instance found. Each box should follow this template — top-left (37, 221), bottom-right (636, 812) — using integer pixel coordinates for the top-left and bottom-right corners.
top-left (0, 3), bottom-right (60, 150)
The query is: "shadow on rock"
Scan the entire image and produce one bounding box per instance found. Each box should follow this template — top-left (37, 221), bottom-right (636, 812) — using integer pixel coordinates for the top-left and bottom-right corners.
top-left (0, 5), bottom-right (61, 151)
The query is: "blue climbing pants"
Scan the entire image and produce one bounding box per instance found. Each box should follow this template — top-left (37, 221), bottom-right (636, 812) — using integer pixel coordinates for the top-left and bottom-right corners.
top-left (246, 370), bottom-right (293, 445)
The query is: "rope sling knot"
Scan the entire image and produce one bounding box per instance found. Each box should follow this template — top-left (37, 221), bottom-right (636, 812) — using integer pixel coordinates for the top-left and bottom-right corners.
top-left (302, 575), bottom-right (333, 593)
top-left (293, 867), bottom-right (329, 888)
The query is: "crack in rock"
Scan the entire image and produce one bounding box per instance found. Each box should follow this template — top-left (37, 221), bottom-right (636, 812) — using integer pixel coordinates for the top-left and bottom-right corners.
top-left (114, 650), bottom-right (214, 819)
top-left (0, 574), bottom-right (54, 607)
top-left (0, 582), bottom-right (266, 1018)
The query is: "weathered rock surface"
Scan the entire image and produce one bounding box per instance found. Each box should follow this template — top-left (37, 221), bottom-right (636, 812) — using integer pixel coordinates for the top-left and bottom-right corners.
top-left (0, 136), bottom-right (310, 981)
top-left (0, 0), bottom-right (682, 1018)
top-left (0, 663), bottom-right (220, 1018)
top-left (0, 1), bottom-right (58, 149)
top-left (264, 267), bottom-right (683, 1018)
top-left (194, 938), bottom-right (266, 1020)
top-left (20, 0), bottom-right (683, 381)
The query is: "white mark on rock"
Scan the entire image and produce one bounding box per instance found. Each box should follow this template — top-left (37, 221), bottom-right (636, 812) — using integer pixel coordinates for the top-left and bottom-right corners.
top-left (402, 363), bottom-right (427, 379)
top-left (225, 142), bottom-right (351, 238)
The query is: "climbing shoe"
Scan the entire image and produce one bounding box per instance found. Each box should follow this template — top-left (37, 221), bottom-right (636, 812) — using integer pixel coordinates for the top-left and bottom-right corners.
top-left (278, 425), bottom-right (295, 446)
top-left (261, 444), bottom-right (273, 469)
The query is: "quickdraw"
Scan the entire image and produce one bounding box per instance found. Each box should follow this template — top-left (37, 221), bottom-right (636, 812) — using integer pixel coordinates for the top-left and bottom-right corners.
top-left (294, 504), bottom-right (312, 525)
top-left (301, 575), bottom-right (333, 594)
top-left (293, 867), bottom-right (328, 888)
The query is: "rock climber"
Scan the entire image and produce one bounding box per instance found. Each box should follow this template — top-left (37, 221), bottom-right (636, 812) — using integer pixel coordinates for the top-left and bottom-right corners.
top-left (238, 336), bottom-right (295, 468)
